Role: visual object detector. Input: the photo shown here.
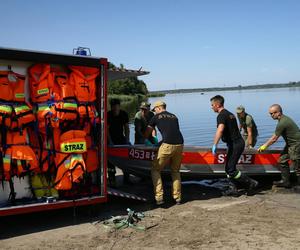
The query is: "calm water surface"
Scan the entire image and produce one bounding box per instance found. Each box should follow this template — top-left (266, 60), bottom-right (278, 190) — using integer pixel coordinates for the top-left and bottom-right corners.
top-left (129, 88), bottom-right (300, 148)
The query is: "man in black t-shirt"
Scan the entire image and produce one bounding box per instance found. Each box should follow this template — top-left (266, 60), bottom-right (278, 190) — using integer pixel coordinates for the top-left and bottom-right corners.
top-left (211, 95), bottom-right (258, 196)
top-left (107, 99), bottom-right (130, 186)
top-left (145, 101), bottom-right (184, 205)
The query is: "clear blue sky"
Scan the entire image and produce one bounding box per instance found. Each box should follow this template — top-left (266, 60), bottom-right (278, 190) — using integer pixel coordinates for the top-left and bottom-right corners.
top-left (1, 0), bottom-right (300, 91)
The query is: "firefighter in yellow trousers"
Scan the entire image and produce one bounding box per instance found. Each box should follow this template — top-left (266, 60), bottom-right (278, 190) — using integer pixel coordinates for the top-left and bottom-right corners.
top-left (145, 101), bottom-right (184, 206)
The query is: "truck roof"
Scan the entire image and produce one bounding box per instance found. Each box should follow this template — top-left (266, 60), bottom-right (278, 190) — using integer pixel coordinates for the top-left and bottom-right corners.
top-left (0, 47), bottom-right (149, 80)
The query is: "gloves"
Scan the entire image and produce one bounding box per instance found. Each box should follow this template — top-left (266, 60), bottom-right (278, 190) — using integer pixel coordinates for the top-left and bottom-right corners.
top-left (258, 145), bottom-right (268, 152)
top-left (212, 144), bottom-right (217, 155)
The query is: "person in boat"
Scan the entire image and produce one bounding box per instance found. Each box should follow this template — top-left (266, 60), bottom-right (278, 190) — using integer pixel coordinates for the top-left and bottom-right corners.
top-left (107, 98), bottom-right (130, 185)
top-left (210, 95), bottom-right (258, 196)
top-left (258, 104), bottom-right (300, 191)
top-left (145, 100), bottom-right (184, 205)
top-left (134, 102), bottom-right (157, 145)
top-left (236, 105), bottom-right (258, 148)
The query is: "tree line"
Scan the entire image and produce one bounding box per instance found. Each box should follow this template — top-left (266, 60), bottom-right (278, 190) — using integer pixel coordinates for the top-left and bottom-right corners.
top-left (108, 63), bottom-right (148, 96)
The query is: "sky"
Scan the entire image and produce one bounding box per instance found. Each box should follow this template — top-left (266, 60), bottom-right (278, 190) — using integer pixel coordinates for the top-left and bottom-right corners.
top-left (1, 0), bottom-right (300, 91)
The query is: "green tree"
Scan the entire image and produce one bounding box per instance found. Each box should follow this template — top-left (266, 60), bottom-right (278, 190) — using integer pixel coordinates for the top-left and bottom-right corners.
top-left (108, 63), bottom-right (148, 96)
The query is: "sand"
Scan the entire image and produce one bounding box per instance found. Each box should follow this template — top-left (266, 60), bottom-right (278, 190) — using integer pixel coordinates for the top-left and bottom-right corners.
top-left (1, 176), bottom-right (300, 250)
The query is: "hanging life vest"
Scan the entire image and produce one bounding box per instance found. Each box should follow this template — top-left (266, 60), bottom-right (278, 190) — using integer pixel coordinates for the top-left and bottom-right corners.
top-left (3, 129), bottom-right (39, 180)
top-left (54, 153), bottom-right (86, 190)
top-left (10, 103), bottom-right (35, 130)
top-left (0, 70), bottom-right (26, 102)
top-left (0, 103), bottom-right (35, 130)
top-left (53, 69), bottom-right (75, 100)
top-left (28, 64), bottom-right (55, 103)
top-left (59, 130), bottom-right (87, 154)
top-left (85, 149), bottom-right (98, 173)
top-left (54, 130), bottom-right (87, 190)
top-left (36, 103), bottom-right (59, 132)
top-left (0, 103), bottom-right (13, 128)
top-left (55, 101), bottom-right (78, 121)
top-left (69, 66), bottom-right (99, 102)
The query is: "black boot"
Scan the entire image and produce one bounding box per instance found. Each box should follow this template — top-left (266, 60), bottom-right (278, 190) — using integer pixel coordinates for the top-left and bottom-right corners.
top-left (273, 168), bottom-right (291, 188)
top-left (237, 174), bottom-right (259, 196)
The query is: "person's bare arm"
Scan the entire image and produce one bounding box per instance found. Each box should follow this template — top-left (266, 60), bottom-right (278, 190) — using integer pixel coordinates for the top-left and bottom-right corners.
top-left (247, 127), bottom-right (253, 147)
top-left (258, 134), bottom-right (279, 152)
top-left (213, 124), bottom-right (225, 145)
top-left (263, 134), bottom-right (279, 148)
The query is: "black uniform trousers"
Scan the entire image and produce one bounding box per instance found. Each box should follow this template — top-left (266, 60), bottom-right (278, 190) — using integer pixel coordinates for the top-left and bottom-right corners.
top-left (225, 138), bottom-right (245, 178)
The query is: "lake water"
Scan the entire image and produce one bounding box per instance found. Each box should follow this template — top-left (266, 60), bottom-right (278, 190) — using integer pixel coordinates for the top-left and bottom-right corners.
top-left (129, 88), bottom-right (300, 148)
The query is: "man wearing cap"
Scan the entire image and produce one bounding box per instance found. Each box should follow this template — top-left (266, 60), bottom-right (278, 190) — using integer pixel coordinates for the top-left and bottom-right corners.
top-left (134, 102), bottom-right (156, 145)
top-left (236, 105), bottom-right (258, 148)
top-left (145, 100), bottom-right (184, 205)
top-left (210, 95), bottom-right (258, 196)
top-left (258, 104), bottom-right (300, 191)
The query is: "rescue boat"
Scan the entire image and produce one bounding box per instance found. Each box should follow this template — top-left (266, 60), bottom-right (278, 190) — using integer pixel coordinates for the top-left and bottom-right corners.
top-left (108, 145), bottom-right (290, 179)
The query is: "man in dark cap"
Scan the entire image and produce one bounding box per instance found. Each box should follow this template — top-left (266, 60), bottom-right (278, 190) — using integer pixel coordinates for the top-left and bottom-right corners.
top-left (134, 101), bottom-right (157, 145)
top-left (145, 100), bottom-right (184, 205)
top-left (236, 105), bottom-right (258, 148)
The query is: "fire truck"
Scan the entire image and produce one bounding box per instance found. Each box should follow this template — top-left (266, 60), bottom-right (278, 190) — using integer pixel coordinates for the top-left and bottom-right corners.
top-left (0, 47), bottom-right (149, 216)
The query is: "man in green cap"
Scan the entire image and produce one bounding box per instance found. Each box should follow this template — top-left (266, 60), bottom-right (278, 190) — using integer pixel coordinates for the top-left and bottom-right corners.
top-left (134, 102), bottom-right (157, 145)
top-left (236, 105), bottom-right (258, 148)
top-left (258, 104), bottom-right (300, 190)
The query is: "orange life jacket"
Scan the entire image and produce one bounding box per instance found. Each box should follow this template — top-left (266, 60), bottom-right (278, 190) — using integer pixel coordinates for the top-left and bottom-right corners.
top-left (0, 71), bottom-right (26, 102)
top-left (0, 103), bottom-right (35, 131)
top-left (10, 103), bottom-right (35, 130)
top-left (0, 104), bottom-right (13, 127)
top-left (85, 149), bottom-right (98, 173)
top-left (59, 130), bottom-right (87, 154)
top-left (54, 153), bottom-right (86, 190)
top-left (77, 103), bottom-right (98, 120)
top-left (53, 130), bottom-right (87, 190)
top-left (29, 64), bottom-right (55, 103)
top-left (55, 101), bottom-right (78, 121)
top-left (69, 66), bottom-right (99, 102)
top-left (53, 69), bottom-right (75, 100)
top-left (3, 129), bottom-right (39, 180)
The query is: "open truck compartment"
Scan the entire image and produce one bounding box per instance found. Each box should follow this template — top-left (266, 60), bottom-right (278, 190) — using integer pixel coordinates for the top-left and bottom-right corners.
top-left (0, 47), bottom-right (108, 216)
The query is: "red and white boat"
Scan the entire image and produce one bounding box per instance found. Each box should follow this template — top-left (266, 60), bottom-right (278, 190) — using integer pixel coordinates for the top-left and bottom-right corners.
top-left (108, 145), bottom-right (291, 179)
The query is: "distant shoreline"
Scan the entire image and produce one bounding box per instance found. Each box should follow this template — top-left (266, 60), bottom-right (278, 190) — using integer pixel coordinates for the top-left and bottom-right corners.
top-left (149, 82), bottom-right (300, 95)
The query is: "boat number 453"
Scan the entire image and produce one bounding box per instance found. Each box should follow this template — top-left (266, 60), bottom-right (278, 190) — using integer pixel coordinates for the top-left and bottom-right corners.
top-left (217, 154), bottom-right (254, 164)
top-left (129, 148), bottom-right (156, 161)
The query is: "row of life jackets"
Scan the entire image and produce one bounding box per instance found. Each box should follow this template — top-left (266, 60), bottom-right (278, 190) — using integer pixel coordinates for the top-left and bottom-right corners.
top-left (0, 66), bottom-right (100, 191)
top-left (29, 64), bottom-right (99, 103)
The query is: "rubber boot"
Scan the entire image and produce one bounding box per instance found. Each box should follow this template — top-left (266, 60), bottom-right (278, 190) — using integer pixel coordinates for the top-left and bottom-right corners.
top-left (273, 168), bottom-right (291, 188)
top-left (222, 179), bottom-right (239, 197)
top-left (237, 174), bottom-right (259, 196)
top-left (293, 175), bottom-right (300, 193)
